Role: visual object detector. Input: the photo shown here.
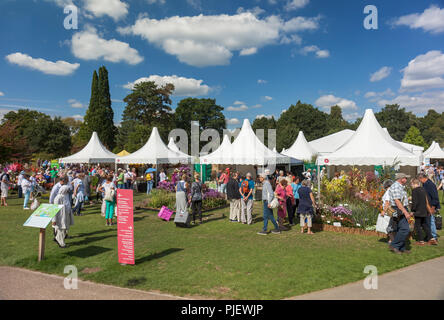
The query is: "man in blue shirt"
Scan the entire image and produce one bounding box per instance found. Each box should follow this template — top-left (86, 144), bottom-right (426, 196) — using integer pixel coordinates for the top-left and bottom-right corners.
top-left (239, 172), bottom-right (255, 225)
top-left (419, 173), bottom-right (440, 242)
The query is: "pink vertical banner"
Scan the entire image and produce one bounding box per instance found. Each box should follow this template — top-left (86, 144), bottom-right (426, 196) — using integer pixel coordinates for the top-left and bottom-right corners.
top-left (117, 189), bottom-right (135, 265)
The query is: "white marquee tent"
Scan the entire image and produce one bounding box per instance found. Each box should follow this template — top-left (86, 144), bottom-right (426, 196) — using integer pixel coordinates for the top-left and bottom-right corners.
top-left (117, 127), bottom-right (190, 165)
top-left (167, 137), bottom-right (192, 160)
top-left (200, 134), bottom-right (233, 165)
top-left (423, 141), bottom-right (444, 160)
top-left (317, 109), bottom-right (420, 167)
top-left (229, 119), bottom-right (291, 166)
top-left (59, 132), bottom-right (118, 164)
top-left (282, 131), bottom-right (318, 161)
top-left (308, 129), bottom-right (355, 155)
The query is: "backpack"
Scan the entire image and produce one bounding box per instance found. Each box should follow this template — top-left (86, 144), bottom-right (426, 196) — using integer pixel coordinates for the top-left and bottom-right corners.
top-left (241, 180), bottom-right (250, 195)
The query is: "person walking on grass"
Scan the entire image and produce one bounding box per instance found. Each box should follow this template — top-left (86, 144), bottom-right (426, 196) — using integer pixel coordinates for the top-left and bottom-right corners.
top-left (0, 170), bottom-right (12, 207)
top-left (275, 178), bottom-right (288, 230)
top-left (380, 179), bottom-right (396, 243)
top-left (418, 173), bottom-right (440, 243)
top-left (20, 174), bottom-right (32, 210)
top-left (239, 172), bottom-right (255, 225)
top-left (388, 173), bottom-right (412, 254)
top-left (291, 176), bottom-right (302, 222)
top-left (227, 172), bottom-right (241, 222)
top-left (297, 179), bottom-right (316, 235)
top-left (175, 174), bottom-right (189, 218)
top-left (72, 173), bottom-right (85, 216)
top-left (410, 179), bottom-right (437, 246)
top-left (52, 185), bottom-right (74, 248)
top-left (257, 173), bottom-right (280, 235)
top-left (285, 176), bottom-right (296, 226)
top-left (190, 173), bottom-right (204, 225)
top-left (99, 175), bottom-right (116, 226)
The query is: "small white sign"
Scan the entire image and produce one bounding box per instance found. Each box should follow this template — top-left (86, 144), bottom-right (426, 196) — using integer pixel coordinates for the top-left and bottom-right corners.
top-left (333, 222), bottom-right (341, 227)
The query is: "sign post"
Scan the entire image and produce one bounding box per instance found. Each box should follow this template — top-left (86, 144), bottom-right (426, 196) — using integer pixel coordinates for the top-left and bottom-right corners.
top-left (117, 189), bottom-right (135, 265)
top-left (23, 203), bottom-right (62, 262)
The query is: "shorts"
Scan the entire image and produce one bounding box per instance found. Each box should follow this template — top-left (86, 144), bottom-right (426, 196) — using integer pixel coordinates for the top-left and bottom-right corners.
top-left (300, 214), bottom-right (312, 227)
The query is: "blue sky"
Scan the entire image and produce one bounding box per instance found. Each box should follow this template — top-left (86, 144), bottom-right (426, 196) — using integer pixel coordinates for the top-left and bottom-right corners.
top-left (1, 0), bottom-right (444, 128)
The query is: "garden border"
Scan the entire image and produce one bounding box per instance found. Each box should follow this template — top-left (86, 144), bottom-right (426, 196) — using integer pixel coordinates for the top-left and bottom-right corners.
top-left (312, 223), bottom-right (387, 237)
top-left (135, 204), bottom-right (230, 214)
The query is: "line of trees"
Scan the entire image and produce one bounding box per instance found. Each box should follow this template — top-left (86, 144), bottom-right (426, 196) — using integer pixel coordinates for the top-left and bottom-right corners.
top-left (2, 65), bottom-right (443, 164)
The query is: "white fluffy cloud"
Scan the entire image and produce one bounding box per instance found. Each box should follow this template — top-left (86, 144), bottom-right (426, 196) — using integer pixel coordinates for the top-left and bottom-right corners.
top-left (315, 95), bottom-right (358, 110)
top-left (370, 66), bottom-right (392, 82)
top-left (400, 50), bottom-right (444, 92)
top-left (68, 99), bottom-right (85, 108)
top-left (226, 118), bottom-right (240, 125)
top-left (0, 92), bottom-right (4, 97)
top-left (377, 91), bottom-right (444, 113)
top-left (147, 0), bottom-right (166, 4)
top-left (239, 47), bottom-right (258, 56)
top-left (5, 52), bottom-right (80, 75)
top-left (258, 79), bottom-right (267, 84)
top-left (393, 5), bottom-right (444, 34)
top-left (124, 75), bottom-right (211, 96)
top-left (285, 0), bottom-right (310, 11)
top-left (255, 114), bottom-right (274, 120)
top-left (364, 89), bottom-right (395, 102)
top-left (118, 12), bottom-right (321, 67)
top-left (83, 0), bottom-right (129, 21)
top-left (299, 45), bottom-right (330, 58)
top-left (71, 27), bottom-right (143, 65)
top-left (264, 96), bottom-right (273, 101)
top-left (227, 105), bottom-right (248, 111)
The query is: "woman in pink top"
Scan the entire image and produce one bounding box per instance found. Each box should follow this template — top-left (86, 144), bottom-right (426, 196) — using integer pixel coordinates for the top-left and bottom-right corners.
top-left (285, 177), bottom-right (296, 225)
top-left (275, 179), bottom-right (288, 230)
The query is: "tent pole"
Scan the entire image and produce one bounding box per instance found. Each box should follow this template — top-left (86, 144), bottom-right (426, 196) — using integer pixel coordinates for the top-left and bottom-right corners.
top-left (317, 162), bottom-right (321, 205)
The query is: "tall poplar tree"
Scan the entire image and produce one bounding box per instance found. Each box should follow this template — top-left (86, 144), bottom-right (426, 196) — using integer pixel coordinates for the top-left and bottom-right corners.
top-left (78, 67), bottom-right (116, 150)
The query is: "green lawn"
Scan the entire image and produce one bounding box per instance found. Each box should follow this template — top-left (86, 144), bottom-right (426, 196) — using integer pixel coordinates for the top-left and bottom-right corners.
top-left (0, 192), bottom-right (443, 300)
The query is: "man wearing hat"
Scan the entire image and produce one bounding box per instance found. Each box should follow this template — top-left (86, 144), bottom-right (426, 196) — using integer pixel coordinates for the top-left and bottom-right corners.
top-left (388, 173), bottom-right (412, 254)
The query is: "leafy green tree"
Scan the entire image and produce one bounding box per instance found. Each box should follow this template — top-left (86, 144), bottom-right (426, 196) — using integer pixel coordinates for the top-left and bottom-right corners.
top-left (326, 105), bottom-right (350, 134)
top-left (402, 126), bottom-right (428, 149)
top-left (424, 115), bottom-right (444, 146)
top-left (375, 104), bottom-right (414, 141)
top-left (0, 122), bottom-right (31, 163)
top-left (276, 101), bottom-right (328, 150)
top-left (175, 98), bottom-right (226, 136)
top-left (116, 81), bottom-right (175, 151)
top-left (418, 109), bottom-right (441, 144)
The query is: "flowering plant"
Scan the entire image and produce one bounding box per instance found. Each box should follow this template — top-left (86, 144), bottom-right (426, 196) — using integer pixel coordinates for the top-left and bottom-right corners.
top-left (330, 206), bottom-right (352, 216)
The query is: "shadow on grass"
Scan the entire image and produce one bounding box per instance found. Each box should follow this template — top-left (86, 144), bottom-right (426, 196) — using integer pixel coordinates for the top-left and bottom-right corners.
top-left (71, 229), bottom-right (113, 238)
top-left (125, 276), bottom-right (147, 287)
top-left (135, 248), bottom-right (183, 264)
top-left (68, 235), bottom-right (116, 246)
top-left (65, 245), bottom-right (112, 258)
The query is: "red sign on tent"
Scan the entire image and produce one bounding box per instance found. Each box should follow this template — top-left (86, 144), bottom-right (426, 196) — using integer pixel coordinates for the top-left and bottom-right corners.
top-left (324, 159), bottom-right (329, 164)
top-left (117, 189), bottom-right (135, 265)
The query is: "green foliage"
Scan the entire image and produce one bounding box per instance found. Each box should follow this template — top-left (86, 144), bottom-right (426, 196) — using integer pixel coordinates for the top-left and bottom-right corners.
top-left (0, 109), bottom-right (71, 159)
top-left (375, 104), bottom-right (414, 141)
top-left (252, 116), bottom-right (276, 147)
top-left (326, 105), bottom-right (350, 135)
top-left (402, 126), bottom-right (428, 149)
top-left (276, 101), bottom-right (328, 150)
top-left (116, 81), bottom-right (175, 151)
top-left (79, 67), bottom-right (116, 150)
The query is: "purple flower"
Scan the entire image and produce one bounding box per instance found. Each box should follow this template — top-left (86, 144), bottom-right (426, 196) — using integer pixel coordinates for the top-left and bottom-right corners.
top-left (330, 206), bottom-right (352, 216)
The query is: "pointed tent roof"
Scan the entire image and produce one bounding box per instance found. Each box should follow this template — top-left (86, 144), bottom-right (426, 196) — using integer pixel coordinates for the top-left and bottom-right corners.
top-left (167, 137), bottom-right (192, 159)
top-left (200, 134), bottom-right (233, 164)
top-left (423, 141), bottom-right (444, 159)
top-left (229, 119), bottom-right (291, 165)
top-left (317, 109), bottom-right (420, 166)
top-left (282, 131), bottom-right (318, 161)
top-left (117, 127), bottom-right (190, 164)
top-left (381, 128), bottom-right (424, 155)
top-left (308, 129), bottom-right (355, 155)
top-left (117, 150), bottom-right (130, 157)
top-left (59, 132), bottom-right (118, 164)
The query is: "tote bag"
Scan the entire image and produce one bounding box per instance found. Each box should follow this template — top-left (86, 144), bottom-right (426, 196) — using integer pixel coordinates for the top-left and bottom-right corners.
top-left (376, 214), bottom-right (391, 234)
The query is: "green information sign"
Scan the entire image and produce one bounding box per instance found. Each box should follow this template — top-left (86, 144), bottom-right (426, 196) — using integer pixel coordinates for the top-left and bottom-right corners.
top-left (23, 204), bottom-right (62, 229)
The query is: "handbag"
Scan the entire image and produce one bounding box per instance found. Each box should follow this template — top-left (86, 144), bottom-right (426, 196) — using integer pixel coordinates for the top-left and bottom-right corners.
top-left (104, 188), bottom-right (115, 202)
top-left (269, 197), bottom-right (279, 209)
top-left (158, 206), bottom-right (174, 221)
top-left (436, 215), bottom-right (442, 230)
top-left (376, 215), bottom-right (391, 234)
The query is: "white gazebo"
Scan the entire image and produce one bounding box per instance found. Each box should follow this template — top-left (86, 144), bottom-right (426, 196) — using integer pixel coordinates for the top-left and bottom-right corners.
top-left (308, 129), bottom-right (355, 155)
top-left (229, 119), bottom-right (291, 166)
top-left (424, 141), bottom-right (444, 160)
top-left (117, 127), bottom-right (191, 165)
top-left (59, 132), bottom-right (118, 164)
top-left (200, 134), bottom-right (233, 165)
top-left (282, 131), bottom-right (318, 162)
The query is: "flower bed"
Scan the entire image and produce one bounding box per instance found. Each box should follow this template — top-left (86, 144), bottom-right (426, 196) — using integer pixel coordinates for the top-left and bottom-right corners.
top-left (136, 188), bottom-right (228, 212)
top-left (312, 223), bottom-right (386, 237)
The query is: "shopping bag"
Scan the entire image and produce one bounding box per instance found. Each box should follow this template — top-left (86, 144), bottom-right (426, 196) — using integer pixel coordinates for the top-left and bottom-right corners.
top-left (30, 198), bottom-right (40, 211)
top-left (158, 206), bottom-right (174, 221)
top-left (376, 214), bottom-right (391, 234)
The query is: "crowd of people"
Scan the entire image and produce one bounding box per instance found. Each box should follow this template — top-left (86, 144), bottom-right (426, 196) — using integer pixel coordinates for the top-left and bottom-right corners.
top-left (380, 165), bottom-right (441, 255)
